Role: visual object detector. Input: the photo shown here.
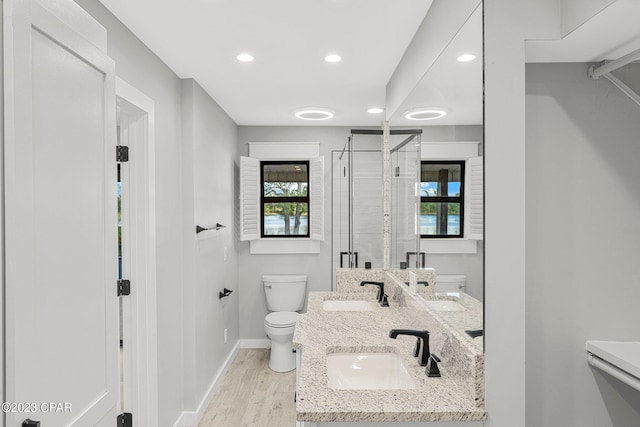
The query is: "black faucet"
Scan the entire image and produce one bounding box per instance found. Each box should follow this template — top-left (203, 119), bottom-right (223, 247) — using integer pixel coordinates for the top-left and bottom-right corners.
top-left (427, 353), bottom-right (441, 377)
top-left (360, 281), bottom-right (384, 304)
top-left (389, 329), bottom-right (431, 366)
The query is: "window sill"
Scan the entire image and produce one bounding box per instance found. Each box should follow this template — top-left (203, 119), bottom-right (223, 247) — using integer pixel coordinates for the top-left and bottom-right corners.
top-left (250, 238), bottom-right (321, 255)
top-left (420, 238), bottom-right (478, 254)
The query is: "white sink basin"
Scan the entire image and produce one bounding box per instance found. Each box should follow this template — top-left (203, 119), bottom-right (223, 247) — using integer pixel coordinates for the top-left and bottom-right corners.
top-left (323, 300), bottom-right (373, 311)
top-left (425, 300), bottom-right (467, 312)
top-left (326, 353), bottom-right (415, 390)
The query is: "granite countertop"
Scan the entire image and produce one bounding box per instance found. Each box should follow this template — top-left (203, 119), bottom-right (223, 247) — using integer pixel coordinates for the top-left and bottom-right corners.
top-left (293, 290), bottom-right (487, 423)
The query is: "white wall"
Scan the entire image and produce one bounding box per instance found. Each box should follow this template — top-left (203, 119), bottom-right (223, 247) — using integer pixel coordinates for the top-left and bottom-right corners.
top-left (73, 2), bottom-right (240, 425)
top-left (484, 0), bottom-right (558, 425)
top-left (525, 62), bottom-right (640, 427)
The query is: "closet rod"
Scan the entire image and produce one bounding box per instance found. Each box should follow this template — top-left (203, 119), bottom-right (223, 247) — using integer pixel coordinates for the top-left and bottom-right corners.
top-left (587, 353), bottom-right (640, 393)
top-left (589, 47), bottom-right (640, 78)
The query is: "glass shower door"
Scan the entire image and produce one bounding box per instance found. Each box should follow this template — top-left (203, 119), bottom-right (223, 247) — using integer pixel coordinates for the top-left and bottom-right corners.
top-left (331, 131), bottom-right (383, 288)
top-left (390, 131), bottom-right (421, 269)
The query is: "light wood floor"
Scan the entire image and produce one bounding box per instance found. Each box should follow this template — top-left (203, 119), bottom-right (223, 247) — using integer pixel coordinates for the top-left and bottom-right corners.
top-left (198, 349), bottom-right (297, 427)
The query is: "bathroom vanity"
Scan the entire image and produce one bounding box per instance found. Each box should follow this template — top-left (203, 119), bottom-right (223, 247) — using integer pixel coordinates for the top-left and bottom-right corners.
top-left (293, 269), bottom-right (485, 426)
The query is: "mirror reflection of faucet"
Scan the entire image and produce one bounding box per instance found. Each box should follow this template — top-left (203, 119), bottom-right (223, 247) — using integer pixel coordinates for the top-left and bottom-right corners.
top-left (380, 294), bottom-right (389, 307)
top-left (465, 329), bottom-right (484, 339)
top-left (404, 281), bottom-right (429, 286)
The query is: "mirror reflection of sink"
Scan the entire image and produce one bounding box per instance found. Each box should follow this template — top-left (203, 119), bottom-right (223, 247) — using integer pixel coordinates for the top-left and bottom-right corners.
top-left (322, 300), bottom-right (373, 311)
top-left (425, 300), bottom-right (466, 312)
top-left (326, 352), bottom-right (415, 390)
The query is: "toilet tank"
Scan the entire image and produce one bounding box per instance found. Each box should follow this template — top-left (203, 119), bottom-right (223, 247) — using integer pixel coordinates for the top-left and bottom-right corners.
top-left (263, 274), bottom-right (307, 312)
top-left (435, 274), bottom-right (467, 296)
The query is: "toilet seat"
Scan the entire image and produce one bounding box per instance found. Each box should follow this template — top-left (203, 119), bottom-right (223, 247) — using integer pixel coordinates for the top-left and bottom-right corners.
top-left (265, 311), bottom-right (298, 328)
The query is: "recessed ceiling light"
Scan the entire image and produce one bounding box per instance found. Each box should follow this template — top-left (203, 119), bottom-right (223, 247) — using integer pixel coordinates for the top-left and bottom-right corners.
top-left (457, 54), bottom-right (476, 62)
top-left (237, 53), bottom-right (254, 62)
top-left (404, 108), bottom-right (447, 121)
top-left (367, 107), bottom-right (384, 114)
top-left (324, 54), bottom-right (342, 63)
top-left (295, 108), bottom-right (334, 121)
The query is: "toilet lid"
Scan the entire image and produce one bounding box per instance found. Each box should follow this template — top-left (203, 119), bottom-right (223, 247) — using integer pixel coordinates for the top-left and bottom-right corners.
top-left (265, 311), bottom-right (298, 327)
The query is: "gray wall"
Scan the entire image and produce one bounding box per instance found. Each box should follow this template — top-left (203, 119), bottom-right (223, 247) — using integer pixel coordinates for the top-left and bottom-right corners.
top-left (181, 80), bottom-right (240, 411)
top-left (526, 62), bottom-right (640, 427)
top-left (237, 125), bottom-right (484, 340)
top-left (74, 2), bottom-right (240, 425)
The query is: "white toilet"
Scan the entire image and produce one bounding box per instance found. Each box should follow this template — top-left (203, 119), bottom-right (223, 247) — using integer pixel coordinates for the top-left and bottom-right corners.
top-left (263, 274), bottom-right (307, 372)
top-left (435, 274), bottom-right (467, 297)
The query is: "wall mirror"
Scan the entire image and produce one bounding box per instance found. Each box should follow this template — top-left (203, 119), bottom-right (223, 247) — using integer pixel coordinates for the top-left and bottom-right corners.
top-left (386, 1), bottom-right (484, 345)
top-left (330, 2), bottom-right (483, 349)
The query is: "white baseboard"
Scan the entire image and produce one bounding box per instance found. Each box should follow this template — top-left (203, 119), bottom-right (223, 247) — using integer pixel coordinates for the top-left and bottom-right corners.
top-left (172, 341), bottom-right (241, 427)
top-left (240, 338), bottom-right (271, 349)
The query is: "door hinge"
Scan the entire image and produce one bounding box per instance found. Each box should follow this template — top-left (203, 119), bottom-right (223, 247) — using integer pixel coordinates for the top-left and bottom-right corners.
top-left (117, 412), bottom-right (132, 427)
top-left (117, 279), bottom-right (131, 296)
top-left (116, 145), bottom-right (129, 162)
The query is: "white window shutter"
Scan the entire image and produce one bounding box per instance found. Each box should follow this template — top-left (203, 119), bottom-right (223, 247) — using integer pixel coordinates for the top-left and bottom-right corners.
top-left (309, 156), bottom-right (324, 240)
top-left (467, 156), bottom-right (483, 240)
top-left (240, 156), bottom-right (260, 241)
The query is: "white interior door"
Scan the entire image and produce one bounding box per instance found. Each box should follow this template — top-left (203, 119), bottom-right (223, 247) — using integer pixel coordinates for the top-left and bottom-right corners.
top-left (4, 1), bottom-right (118, 426)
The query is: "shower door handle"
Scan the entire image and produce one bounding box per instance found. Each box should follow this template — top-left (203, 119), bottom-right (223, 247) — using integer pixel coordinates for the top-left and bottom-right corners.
top-left (340, 251), bottom-right (358, 268)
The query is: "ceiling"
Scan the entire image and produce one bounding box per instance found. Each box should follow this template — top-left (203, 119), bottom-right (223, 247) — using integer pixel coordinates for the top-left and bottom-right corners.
top-left (95, 1), bottom-right (640, 127)
top-left (390, 5), bottom-right (483, 126)
top-left (526, 0), bottom-right (640, 63)
top-left (97, 0), bottom-right (484, 127)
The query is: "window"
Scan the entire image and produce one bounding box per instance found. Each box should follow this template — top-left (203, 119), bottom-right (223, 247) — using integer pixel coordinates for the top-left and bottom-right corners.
top-left (240, 152), bottom-right (324, 254)
top-left (261, 161), bottom-right (310, 238)
top-left (420, 161), bottom-right (464, 238)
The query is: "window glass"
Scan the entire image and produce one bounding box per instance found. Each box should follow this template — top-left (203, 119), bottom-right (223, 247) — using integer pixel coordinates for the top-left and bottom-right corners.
top-left (262, 161), bottom-right (310, 237)
top-left (420, 161), bottom-right (464, 238)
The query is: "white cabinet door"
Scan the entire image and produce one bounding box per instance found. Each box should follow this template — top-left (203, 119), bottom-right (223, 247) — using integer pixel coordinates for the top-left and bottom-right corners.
top-left (4, 0), bottom-right (118, 425)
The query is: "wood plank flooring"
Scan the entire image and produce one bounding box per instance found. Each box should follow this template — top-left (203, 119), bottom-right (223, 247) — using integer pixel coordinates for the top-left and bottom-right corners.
top-left (198, 349), bottom-right (297, 427)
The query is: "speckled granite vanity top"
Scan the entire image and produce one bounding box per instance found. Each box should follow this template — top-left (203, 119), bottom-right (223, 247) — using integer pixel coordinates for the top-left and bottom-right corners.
top-left (293, 276), bottom-right (486, 423)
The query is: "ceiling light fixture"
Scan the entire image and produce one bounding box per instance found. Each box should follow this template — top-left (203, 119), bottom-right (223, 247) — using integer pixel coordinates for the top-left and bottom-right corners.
top-left (295, 108), bottom-right (335, 121)
top-left (367, 107), bottom-right (384, 114)
top-left (456, 54), bottom-right (476, 62)
top-left (237, 53), bottom-right (255, 62)
top-left (324, 54), bottom-right (342, 63)
top-left (404, 108), bottom-right (447, 121)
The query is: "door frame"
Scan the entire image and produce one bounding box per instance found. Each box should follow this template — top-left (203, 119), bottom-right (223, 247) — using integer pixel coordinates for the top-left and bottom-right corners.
top-left (116, 77), bottom-right (159, 426)
top-left (1, 0), bottom-right (5, 410)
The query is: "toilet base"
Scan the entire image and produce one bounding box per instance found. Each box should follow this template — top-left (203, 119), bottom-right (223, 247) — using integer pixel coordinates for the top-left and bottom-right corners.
top-left (269, 341), bottom-right (296, 373)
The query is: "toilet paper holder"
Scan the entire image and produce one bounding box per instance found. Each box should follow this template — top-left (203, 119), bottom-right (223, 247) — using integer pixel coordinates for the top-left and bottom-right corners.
top-left (219, 288), bottom-right (233, 299)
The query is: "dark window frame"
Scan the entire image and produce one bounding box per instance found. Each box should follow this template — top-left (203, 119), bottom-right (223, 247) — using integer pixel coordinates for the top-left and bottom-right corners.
top-left (260, 160), bottom-right (310, 238)
top-left (420, 160), bottom-right (465, 239)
